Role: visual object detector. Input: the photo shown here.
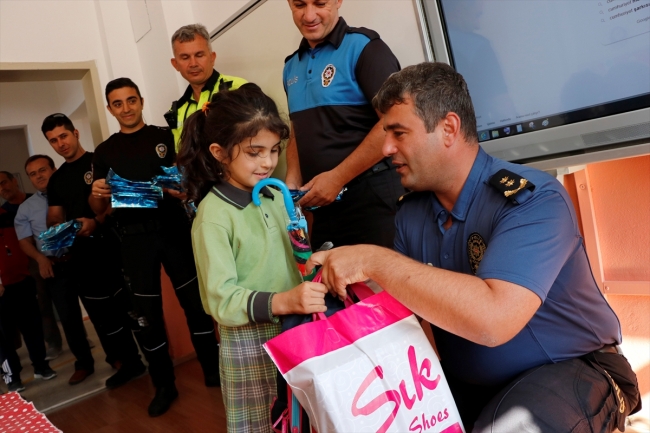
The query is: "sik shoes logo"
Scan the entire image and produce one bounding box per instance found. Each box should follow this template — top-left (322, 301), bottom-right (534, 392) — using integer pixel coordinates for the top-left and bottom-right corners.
top-left (322, 64), bottom-right (336, 87)
top-left (351, 345), bottom-right (445, 433)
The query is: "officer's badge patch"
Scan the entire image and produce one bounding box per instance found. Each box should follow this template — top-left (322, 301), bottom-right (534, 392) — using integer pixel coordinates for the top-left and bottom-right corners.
top-left (156, 143), bottom-right (167, 159)
top-left (467, 232), bottom-right (486, 275)
top-left (84, 171), bottom-right (93, 185)
top-left (321, 64), bottom-right (336, 87)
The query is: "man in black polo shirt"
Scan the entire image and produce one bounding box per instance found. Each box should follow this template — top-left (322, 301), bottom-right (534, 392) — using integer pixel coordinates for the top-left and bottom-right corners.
top-left (284, 0), bottom-right (404, 249)
top-left (90, 78), bottom-right (220, 417)
top-left (42, 113), bottom-right (145, 388)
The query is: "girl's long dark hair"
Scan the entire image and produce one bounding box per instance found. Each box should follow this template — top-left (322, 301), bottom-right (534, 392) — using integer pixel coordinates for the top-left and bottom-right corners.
top-left (176, 83), bottom-right (289, 211)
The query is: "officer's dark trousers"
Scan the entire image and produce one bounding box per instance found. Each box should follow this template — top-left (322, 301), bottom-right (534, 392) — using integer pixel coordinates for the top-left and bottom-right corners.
top-left (119, 221), bottom-right (219, 389)
top-left (45, 261), bottom-right (94, 371)
top-left (310, 168), bottom-right (404, 250)
top-left (0, 276), bottom-right (48, 375)
top-left (70, 236), bottom-right (141, 369)
top-left (448, 354), bottom-right (639, 433)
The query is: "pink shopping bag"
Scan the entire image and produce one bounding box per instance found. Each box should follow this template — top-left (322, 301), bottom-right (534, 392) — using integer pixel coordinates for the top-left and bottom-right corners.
top-left (264, 282), bottom-right (465, 433)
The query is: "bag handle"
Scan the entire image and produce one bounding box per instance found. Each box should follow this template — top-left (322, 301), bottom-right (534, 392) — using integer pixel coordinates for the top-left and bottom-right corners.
top-left (312, 270), bottom-right (377, 321)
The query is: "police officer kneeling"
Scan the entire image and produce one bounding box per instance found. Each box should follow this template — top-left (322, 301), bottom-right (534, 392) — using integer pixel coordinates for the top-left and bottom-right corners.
top-left (90, 78), bottom-right (221, 417)
top-left (308, 62), bottom-right (641, 433)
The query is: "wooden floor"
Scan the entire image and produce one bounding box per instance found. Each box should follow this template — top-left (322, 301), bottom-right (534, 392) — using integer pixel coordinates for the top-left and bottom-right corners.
top-left (47, 358), bottom-right (227, 433)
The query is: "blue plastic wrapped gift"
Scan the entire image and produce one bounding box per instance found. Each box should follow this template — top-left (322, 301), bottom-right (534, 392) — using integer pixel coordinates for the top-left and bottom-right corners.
top-left (106, 169), bottom-right (162, 208)
top-left (38, 220), bottom-right (82, 251)
top-left (152, 166), bottom-right (183, 192)
top-left (288, 187), bottom-right (347, 211)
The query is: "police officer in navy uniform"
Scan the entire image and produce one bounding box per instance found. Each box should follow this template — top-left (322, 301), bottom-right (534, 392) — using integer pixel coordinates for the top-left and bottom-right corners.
top-left (284, 0), bottom-right (405, 249)
top-left (90, 78), bottom-right (221, 417)
top-left (42, 114), bottom-right (144, 387)
top-left (308, 63), bottom-right (641, 432)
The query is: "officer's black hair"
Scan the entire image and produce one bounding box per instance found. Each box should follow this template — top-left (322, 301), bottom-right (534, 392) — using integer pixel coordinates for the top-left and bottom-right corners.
top-left (41, 113), bottom-right (75, 137)
top-left (177, 83), bottom-right (289, 211)
top-left (373, 62), bottom-right (478, 143)
top-left (24, 154), bottom-right (55, 171)
top-left (105, 77), bottom-right (143, 104)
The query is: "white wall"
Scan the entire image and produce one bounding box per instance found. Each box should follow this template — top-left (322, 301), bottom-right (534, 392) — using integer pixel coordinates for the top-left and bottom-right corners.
top-left (0, 81), bottom-right (93, 167)
top-left (1, 0), bottom-right (425, 157)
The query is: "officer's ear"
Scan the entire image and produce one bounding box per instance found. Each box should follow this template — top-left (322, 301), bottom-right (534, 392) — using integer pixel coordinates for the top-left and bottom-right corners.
top-left (209, 143), bottom-right (227, 163)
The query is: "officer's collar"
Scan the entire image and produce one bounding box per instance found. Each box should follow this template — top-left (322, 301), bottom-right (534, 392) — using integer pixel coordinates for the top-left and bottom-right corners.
top-left (211, 181), bottom-right (274, 210)
top-left (446, 147), bottom-right (489, 222)
top-left (298, 17), bottom-right (349, 60)
top-left (178, 69), bottom-right (221, 107)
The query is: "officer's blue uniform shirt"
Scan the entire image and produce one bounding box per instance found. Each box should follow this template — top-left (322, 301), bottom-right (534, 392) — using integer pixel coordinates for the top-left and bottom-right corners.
top-left (283, 17), bottom-right (400, 183)
top-left (395, 147), bottom-right (621, 386)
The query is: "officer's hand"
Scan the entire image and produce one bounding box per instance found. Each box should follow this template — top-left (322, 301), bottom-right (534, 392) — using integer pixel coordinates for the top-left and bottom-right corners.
top-left (76, 217), bottom-right (97, 237)
top-left (91, 179), bottom-right (111, 199)
top-left (307, 246), bottom-right (377, 301)
top-left (298, 170), bottom-right (345, 208)
top-left (164, 188), bottom-right (187, 201)
top-left (36, 254), bottom-right (55, 279)
top-left (0, 284), bottom-right (4, 297)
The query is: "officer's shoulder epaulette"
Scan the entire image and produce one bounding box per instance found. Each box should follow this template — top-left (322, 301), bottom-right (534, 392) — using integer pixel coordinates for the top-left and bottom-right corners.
top-left (346, 26), bottom-right (380, 41)
top-left (488, 169), bottom-right (536, 205)
top-left (284, 49), bottom-right (300, 64)
top-left (396, 191), bottom-right (425, 209)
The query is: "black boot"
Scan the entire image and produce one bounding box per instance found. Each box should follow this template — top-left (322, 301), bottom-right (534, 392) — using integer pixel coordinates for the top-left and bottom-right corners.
top-left (105, 360), bottom-right (147, 389)
top-left (148, 385), bottom-right (178, 417)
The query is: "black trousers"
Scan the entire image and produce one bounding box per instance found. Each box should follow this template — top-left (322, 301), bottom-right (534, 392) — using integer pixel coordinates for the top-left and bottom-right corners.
top-left (310, 168), bottom-right (404, 250)
top-left (45, 261), bottom-right (94, 371)
top-left (0, 276), bottom-right (48, 375)
top-left (118, 220), bottom-right (219, 389)
top-left (28, 260), bottom-right (62, 351)
top-left (448, 354), bottom-right (640, 433)
top-left (69, 235), bottom-right (141, 369)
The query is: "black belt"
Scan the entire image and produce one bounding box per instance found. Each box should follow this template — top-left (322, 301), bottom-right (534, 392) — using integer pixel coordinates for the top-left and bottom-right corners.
top-left (118, 220), bottom-right (164, 235)
top-left (347, 159), bottom-right (394, 187)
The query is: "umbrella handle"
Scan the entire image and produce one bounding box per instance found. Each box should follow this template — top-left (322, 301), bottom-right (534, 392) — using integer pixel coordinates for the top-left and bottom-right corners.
top-left (251, 178), bottom-right (306, 229)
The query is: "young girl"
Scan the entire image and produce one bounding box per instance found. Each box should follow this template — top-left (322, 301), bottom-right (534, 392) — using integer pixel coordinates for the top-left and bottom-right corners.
top-left (177, 84), bottom-right (328, 433)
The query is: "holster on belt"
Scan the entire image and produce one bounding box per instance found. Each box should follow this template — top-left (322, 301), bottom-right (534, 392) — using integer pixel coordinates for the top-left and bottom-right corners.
top-left (581, 349), bottom-right (642, 431)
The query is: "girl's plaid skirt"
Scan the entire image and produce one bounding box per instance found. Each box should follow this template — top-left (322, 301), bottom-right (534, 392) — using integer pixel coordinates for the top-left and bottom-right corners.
top-left (219, 322), bottom-right (281, 433)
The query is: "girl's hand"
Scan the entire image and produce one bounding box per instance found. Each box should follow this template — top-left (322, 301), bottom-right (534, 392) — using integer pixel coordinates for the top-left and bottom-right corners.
top-left (272, 282), bottom-right (328, 316)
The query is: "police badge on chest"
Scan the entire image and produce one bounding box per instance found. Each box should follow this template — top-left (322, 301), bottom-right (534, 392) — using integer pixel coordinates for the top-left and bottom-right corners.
top-left (156, 143), bottom-right (167, 158)
top-left (322, 64), bottom-right (336, 87)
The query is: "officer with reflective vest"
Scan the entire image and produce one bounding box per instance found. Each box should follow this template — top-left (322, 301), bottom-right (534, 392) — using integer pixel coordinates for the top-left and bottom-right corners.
top-left (167, 24), bottom-right (247, 151)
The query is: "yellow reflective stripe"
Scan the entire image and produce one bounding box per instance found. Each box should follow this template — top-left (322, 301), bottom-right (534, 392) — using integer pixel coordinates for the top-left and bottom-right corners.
top-left (173, 75), bottom-right (248, 152)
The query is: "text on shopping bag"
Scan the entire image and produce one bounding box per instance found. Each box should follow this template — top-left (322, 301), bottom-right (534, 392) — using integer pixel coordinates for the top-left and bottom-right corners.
top-left (352, 344), bottom-right (460, 433)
